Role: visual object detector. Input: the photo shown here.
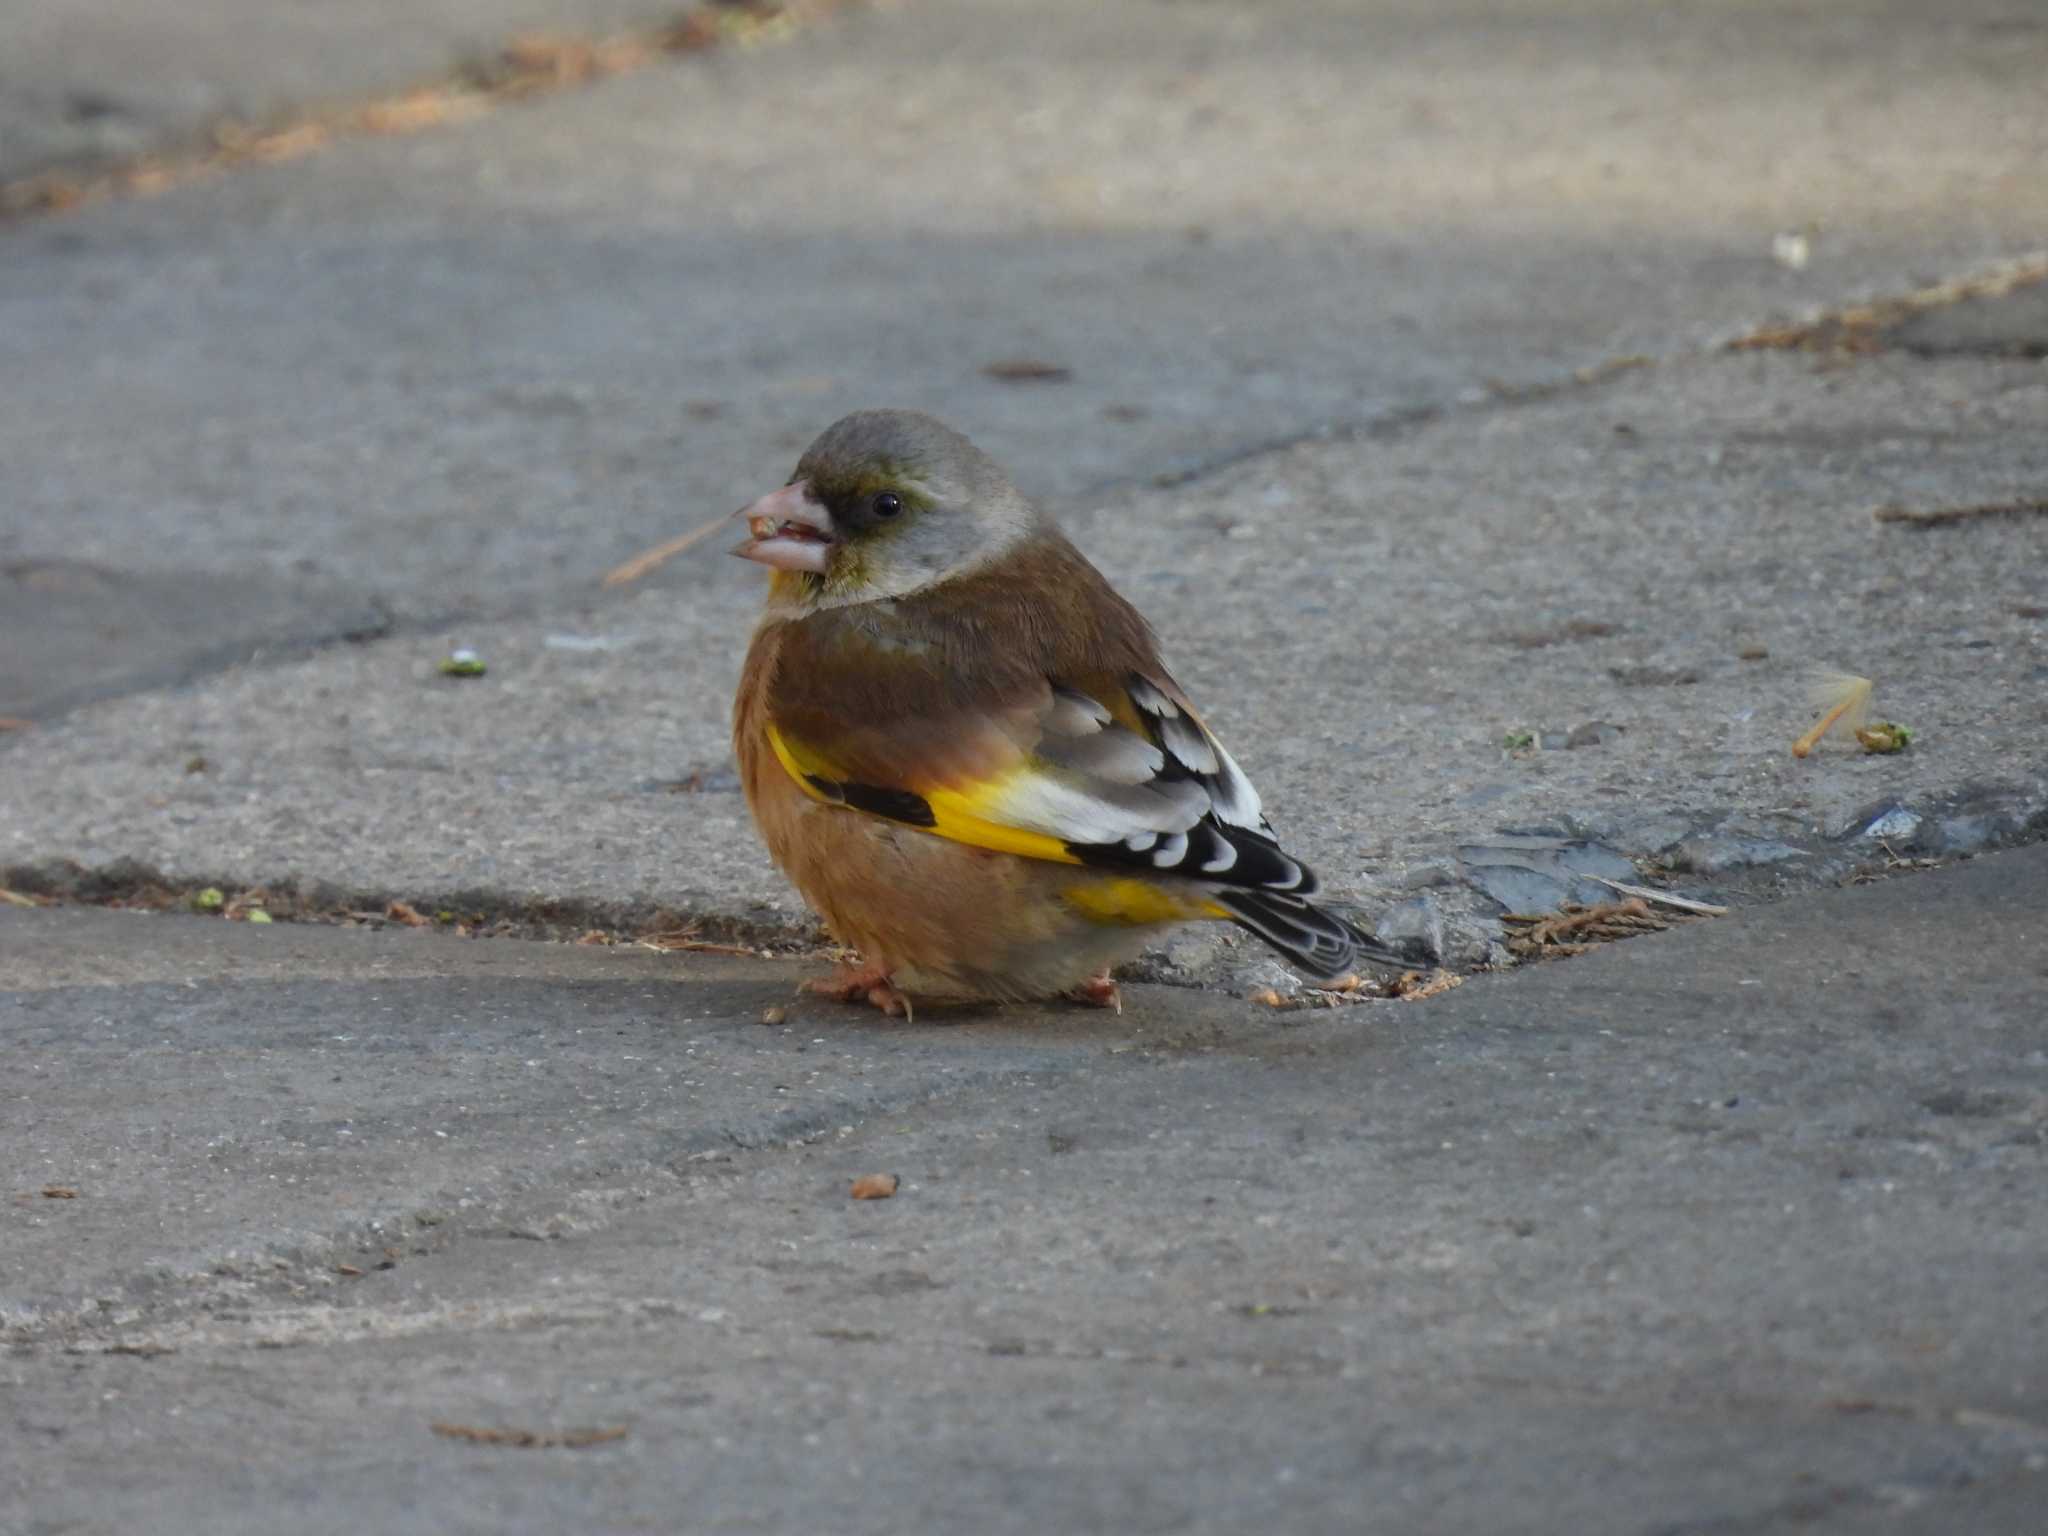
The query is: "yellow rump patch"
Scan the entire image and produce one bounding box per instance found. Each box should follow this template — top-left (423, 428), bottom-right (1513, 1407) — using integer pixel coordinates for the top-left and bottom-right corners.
top-left (1063, 877), bottom-right (1229, 926)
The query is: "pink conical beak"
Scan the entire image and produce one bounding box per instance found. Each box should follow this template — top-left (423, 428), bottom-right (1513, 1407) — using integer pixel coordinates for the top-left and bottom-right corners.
top-left (732, 481), bottom-right (837, 573)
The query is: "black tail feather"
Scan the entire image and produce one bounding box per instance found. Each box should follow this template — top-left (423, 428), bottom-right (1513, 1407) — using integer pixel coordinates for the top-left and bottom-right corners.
top-left (1212, 890), bottom-right (1431, 979)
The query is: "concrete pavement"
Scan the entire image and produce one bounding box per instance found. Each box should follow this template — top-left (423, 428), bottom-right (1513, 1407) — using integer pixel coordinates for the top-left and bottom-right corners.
top-left (2, 2), bottom-right (2047, 1528)
top-left (5, 846), bottom-right (2046, 1533)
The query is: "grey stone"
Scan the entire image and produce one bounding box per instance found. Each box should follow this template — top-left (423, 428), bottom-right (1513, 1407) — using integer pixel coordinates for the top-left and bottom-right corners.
top-left (1458, 839), bottom-right (1639, 914)
top-left (1374, 894), bottom-right (1445, 961)
top-left (1666, 836), bottom-right (1811, 875)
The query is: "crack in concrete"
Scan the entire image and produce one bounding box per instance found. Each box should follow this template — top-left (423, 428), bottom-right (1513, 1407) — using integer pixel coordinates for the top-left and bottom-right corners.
top-left (0, 0), bottom-right (864, 226)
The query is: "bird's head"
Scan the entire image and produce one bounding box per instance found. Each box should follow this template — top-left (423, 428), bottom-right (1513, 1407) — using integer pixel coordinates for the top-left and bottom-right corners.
top-left (734, 410), bottom-right (1038, 609)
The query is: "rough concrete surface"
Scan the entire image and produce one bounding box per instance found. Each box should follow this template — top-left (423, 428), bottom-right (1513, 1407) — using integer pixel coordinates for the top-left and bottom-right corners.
top-left (3, 0), bottom-right (2046, 680)
top-left (5, 847), bottom-right (2047, 1533)
top-left (7, 349), bottom-right (2044, 968)
top-left (3, 3), bottom-right (2048, 1529)
top-left (0, 0), bottom-right (684, 182)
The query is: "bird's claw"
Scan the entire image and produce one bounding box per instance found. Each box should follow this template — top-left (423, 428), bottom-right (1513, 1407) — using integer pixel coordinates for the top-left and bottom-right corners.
top-left (1069, 972), bottom-right (1122, 1014)
top-left (803, 965), bottom-right (914, 1021)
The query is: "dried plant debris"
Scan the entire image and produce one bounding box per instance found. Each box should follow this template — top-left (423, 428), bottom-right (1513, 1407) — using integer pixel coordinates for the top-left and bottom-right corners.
top-left (431, 1422), bottom-right (629, 1450)
top-left (1388, 969), bottom-right (1464, 1001)
top-left (1494, 619), bottom-right (1616, 650)
top-left (0, 1), bottom-right (852, 224)
top-left (1873, 497), bottom-right (2048, 529)
top-left (634, 925), bottom-right (773, 957)
top-left (1727, 253), bottom-right (2048, 353)
top-left (1503, 897), bottom-right (1700, 959)
top-left (849, 1173), bottom-right (899, 1200)
top-left (1793, 670), bottom-right (1914, 758)
top-left (601, 509), bottom-right (735, 587)
top-left (1854, 722), bottom-right (1913, 755)
top-left (981, 359), bottom-right (1073, 383)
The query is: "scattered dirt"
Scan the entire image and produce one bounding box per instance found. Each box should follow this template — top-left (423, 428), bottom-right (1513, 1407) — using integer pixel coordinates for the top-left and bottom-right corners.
top-left (1495, 619), bottom-right (1616, 650)
top-left (981, 359), bottom-right (1073, 383)
top-left (431, 1422), bottom-right (630, 1450)
top-left (1872, 497), bottom-right (2048, 529)
top-left (1, 856), bottom-right (821, 954)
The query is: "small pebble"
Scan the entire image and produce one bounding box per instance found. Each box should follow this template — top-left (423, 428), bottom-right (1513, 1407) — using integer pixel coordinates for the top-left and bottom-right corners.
top-left (760, 1006), bottom-right (787, 1026)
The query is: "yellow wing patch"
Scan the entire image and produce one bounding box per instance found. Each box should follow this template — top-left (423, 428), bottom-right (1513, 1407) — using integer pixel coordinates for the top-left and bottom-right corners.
top-left (765, 724), bottom-right (1080, 865)
top-left (765, 724), bottom-right (840, 805)
top-left (924, 786), bottom-right (1080, 863)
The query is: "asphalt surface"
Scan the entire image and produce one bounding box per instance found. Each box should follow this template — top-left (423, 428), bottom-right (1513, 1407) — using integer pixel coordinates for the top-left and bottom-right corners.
top-left (5, 846), bottom-right (2046, 1533)
top-left (2, 2), bottom-right (2047, 1529)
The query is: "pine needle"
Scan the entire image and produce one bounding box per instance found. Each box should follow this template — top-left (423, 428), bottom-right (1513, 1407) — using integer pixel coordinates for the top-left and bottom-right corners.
top-left (601, 510), bottom-right (733, 587)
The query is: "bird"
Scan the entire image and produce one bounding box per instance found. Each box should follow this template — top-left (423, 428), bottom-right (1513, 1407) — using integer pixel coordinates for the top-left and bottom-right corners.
top-left (729, 409), bottom-right (1420, 1016)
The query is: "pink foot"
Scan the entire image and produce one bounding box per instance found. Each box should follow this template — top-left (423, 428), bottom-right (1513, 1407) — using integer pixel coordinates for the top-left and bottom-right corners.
top-left (803, 964), bottom-right (914, 1021)
top-left (1069, 971), bottom-right (1123, 1014)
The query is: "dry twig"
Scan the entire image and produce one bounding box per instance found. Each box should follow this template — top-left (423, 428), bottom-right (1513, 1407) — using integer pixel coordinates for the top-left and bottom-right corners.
top-left (601, 510), bottom-right (735, 587)
top-left (1503, 898), bottom-right (1693, 960)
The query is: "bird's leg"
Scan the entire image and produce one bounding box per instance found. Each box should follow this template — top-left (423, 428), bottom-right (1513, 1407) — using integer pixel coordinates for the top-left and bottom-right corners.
top-left (1069, 970), bottom-right (1122, 1014)
top-left (803, 963), bottom-right (914, 1021)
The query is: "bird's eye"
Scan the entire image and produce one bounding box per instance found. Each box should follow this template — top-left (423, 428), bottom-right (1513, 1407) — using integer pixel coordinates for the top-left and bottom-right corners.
top-left (870, 492), bottom-right (902, 520)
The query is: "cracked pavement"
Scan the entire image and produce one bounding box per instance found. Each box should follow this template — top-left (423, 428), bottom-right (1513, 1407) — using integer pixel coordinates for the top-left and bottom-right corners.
top-left (2, 0), bottom-right (2046, 1530)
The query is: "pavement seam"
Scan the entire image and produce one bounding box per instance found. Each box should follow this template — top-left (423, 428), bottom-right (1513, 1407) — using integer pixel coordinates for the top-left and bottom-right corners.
top-left (0, 0), bottom-right (866, 226)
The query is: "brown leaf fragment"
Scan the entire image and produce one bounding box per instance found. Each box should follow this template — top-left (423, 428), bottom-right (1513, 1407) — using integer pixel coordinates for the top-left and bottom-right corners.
top-left (850, 1173), bottom-right (899, 1201)
top-left (42, 1186), bottom-right (79, 1199)
top-left (335, 1263), bottom-right (365, 1277)
top-left (431, 1422), bottom-right (629, 1449)
top-left (1389, 969), bottom-right (1463, 1001)
top-left (981, 359), bottom-right (1073, 383)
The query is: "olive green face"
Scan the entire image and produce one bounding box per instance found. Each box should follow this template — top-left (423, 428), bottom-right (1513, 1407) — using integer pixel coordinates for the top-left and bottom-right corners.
top-left (771, 409), bottom-right (1040, 607)
top-left (810, 465), bottom-right (929, 543)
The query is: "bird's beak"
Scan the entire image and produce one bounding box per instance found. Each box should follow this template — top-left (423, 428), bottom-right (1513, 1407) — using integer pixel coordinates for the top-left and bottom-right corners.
top-left (731, 480), bottom-right (837, 573)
